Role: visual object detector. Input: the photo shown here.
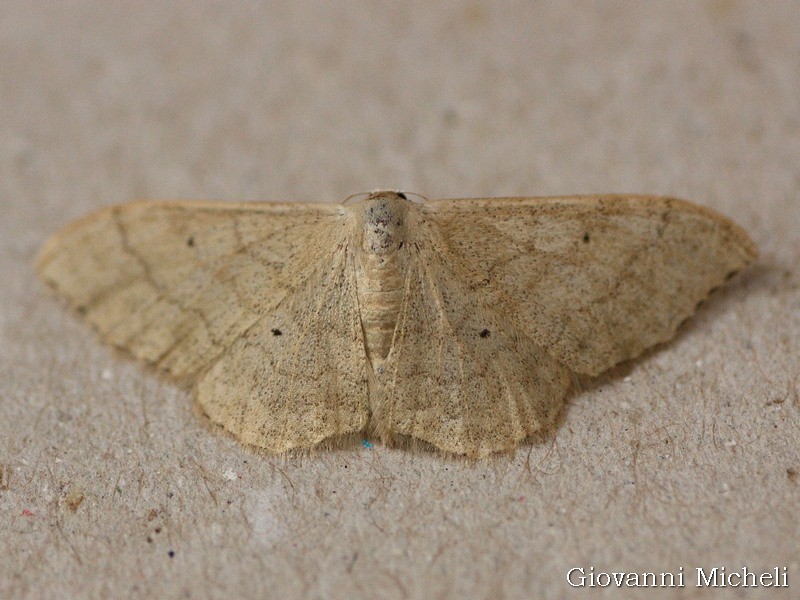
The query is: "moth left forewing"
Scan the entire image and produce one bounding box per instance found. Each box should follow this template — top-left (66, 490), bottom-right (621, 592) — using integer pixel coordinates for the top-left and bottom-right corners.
top-left (36, 200), bottom-right (345, 379)
top-left (374, 225), bottom-right (572, 457)
top-left (423, 195), bottom-right (757, 376)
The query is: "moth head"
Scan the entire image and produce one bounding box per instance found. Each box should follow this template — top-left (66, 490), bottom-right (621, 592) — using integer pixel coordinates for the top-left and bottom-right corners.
top-left (367, 190), bottom-right (409, 202)
top-left (359, 191), bottom-right (410, 253)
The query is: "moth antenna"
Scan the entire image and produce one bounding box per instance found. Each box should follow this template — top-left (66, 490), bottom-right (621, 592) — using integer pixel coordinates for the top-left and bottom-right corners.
top-left (345, 190), bottom-right (426, 203)
top-left (400, 191), bottom-right (428, 204)
top-left (344, 191), bottom-right (372, 204)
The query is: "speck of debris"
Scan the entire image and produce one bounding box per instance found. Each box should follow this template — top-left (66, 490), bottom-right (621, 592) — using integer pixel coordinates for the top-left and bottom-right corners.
top-left (788, 468), bottom-right (798, 484)
top-left (101, 368), bottom-right (113, 381)
top-left (271, 328), bottom-right (282, 336)
top-left (583, 232), bottom-right (590, 243)
top-left (147, 508), bottom-right (159, 521)
top-left (186, 236), bottom-right (195, 247)
top-left (21, 508), bottom-right (35, 517)
top-left (146, 536), bottom-right (153, 543)
top-left (223, 469), bottom-right (238, 481)
top-left (65, 487), bottom-right (84, 511)
top-left (361, 440), bottom-right (373, 449)
top-left (479, 329), bottom-right (491, 338)
top-left (154, 527), bottom-right (162, 534)
top-left (168, 550), bottom-right (175, 558)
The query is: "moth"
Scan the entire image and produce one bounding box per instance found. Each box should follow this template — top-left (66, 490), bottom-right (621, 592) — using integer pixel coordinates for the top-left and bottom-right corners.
top-left (36, 191), bottom-right (757, 457)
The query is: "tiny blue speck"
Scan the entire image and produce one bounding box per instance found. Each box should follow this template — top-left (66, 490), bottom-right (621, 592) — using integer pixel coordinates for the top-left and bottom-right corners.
top-left (361, 440), bottom-right (373, 449)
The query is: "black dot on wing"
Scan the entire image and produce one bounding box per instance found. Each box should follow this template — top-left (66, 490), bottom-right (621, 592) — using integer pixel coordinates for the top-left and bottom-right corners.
top-left (271, 328), bottom-right (282, 336)
top-left (479, 329), bottom-right (491, 338)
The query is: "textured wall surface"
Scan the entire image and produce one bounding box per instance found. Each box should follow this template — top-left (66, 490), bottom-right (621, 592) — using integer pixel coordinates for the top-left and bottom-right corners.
top-left (1, 2), bottom-right (798, 598)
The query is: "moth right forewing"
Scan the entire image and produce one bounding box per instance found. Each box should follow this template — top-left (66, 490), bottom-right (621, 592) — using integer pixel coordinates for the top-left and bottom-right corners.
top-left (423, 196), bottom-right (757, 375)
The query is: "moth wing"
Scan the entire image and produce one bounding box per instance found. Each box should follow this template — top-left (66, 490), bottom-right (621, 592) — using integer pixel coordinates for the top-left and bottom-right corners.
top-left (373, 239), bottom-right (572, 457)
top-left (422, 195), bottom-right (758, 375)
top-left (36, 200), bottom-right (348, 379)
top-left (196, 247), bottom-right (370, 452)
